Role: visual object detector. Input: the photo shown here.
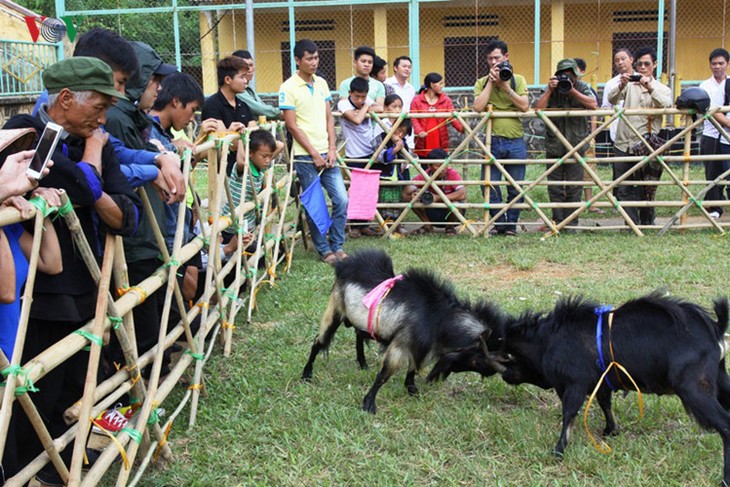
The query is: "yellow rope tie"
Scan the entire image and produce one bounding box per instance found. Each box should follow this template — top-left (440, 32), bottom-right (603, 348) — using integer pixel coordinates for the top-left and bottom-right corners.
top-left (221, 321), bottom-right (236, 331)
top-left (458, 219), bottom-right (476, 233)
top-left (117, 286), bottom-right (147, 303)
top-left (196, 302), bottom-right (209, 309)
top-left (379, 218), bottom-right (394, 230)
top-left (153, 420), bottom-right (174, 462)
top-left (125, 364), bottom-right (141, 386)
top-left (285, 251), bottom-right (293, 272)
top-left (266, 265), bottom-right (278, 280)
top-left (90, 418), bottom-right (131, 469)
top-left (583, 314), bottom-right (644, 454)
top-left (374, 286), bottom-right (396, 338)
top-left (188, 384), bottom-right (202, 390)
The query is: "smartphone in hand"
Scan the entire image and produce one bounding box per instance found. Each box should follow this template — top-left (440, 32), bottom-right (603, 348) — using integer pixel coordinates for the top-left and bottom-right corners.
top-left (26, 122), bottom-right (63, 180)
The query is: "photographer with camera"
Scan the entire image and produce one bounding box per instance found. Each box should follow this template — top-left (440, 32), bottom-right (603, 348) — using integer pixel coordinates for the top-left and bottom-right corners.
top-left (606, 47), bottom-right (672, 226)
top-left (473, 40), bottom-right (529, 236)
top-left (535, 59), bottom-right (597, 229)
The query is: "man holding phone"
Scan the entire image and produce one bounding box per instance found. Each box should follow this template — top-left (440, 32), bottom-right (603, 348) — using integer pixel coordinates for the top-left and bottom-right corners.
top-left (2, 57), bottom-right (140, 483)
top-left (606, 47), bottom-right (672, 226)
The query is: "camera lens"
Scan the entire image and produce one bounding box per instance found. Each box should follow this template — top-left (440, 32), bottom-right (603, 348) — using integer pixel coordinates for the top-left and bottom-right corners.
top-left (420, 192), bottom-right (434, 205)
top-left (498, 61), bottom-right (513, 81)
top-left (556, 74), bottom-right (572, 94)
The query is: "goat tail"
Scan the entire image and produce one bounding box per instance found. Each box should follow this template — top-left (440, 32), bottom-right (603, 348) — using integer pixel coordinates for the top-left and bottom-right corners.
top-left (713, 296), bottom-right (729, 336)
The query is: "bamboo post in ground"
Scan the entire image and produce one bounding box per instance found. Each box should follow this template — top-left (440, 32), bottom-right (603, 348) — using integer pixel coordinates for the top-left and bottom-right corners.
top-left (483, 106), bottom-right (493, 228)
top-left (246, 163), bottom-right (277, 322)
top-left (681, 114), bottom-right (692, 229)
top-left (68, 234), bottom-right (116, 485)
top-left (0, 204), bottom-right (48, 463)
top-left (268, 173), bottom-right (294, 286)
top-left (190, 137), bottom-right (233, 428)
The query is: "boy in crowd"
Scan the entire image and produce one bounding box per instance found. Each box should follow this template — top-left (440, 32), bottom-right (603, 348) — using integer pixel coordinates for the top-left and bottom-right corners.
top-left (338, 77), bottom-right (380, 236)
top-left (402, 148), bottom-right (466, 235)
top-left (338, 46), bottom-right (385, 110)
top-left (202, 56), bottom-right (255, 174)
top-left (221, 130), bottom-right (284, 260)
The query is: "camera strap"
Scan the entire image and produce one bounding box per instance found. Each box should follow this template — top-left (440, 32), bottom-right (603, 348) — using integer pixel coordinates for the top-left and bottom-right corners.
top-left (724, 75), bottom-right (730, 106)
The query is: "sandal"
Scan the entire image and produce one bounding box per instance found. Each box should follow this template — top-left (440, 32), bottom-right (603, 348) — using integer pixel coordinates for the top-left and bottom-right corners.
top-left (335, 250), bottom-right (348, 261)
top-left (445, 226), bottom-right (457, 236)
top-left (359, 226), bottom-right (382, 237)
top-left (411, 226), bottom-right (433, 236)
top-left (504, 229), bottom-right (517, 237)
top-left (320, 252), bottom-right (338, 266)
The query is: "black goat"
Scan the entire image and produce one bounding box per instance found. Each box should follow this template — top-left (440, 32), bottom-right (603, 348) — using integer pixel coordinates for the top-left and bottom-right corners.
top-left (301, 248), bottom-right (505, 414)
top-left (497, 293), bottom-right (730, 485)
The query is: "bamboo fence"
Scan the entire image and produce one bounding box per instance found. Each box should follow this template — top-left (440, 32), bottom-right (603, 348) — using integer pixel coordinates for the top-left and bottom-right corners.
top-left (0, 122), bottom-right (302, 486)
top-left (332, 106), bottom-right (730, 238)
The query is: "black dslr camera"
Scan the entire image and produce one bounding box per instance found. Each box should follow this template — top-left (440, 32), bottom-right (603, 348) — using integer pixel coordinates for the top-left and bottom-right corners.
top-left (497, 61), bottom-right (513, 81)
top-left (419, 192), bottom-right (434, 205)
top-left (556, 73), bottom-right (573, 94)
top-left (629, 74), bottom-right (642, 82)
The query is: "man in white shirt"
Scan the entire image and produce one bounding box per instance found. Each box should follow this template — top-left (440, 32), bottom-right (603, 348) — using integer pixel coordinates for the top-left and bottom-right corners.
top-left (385, 56), bottom-right (416, 110)
top-left (699, 47), bottom-right (730, 219)
top-left (601, 48), bottom-right (636, 146)
top-left (385, 56), bottom-right (416, 148)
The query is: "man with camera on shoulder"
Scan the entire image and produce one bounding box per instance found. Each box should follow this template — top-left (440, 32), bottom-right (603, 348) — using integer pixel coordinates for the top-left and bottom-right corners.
top-left (474, 40), bottom-right (529, 236)
top-left (535, 58), bottom-right (597, 229)
top-left (606, 47), bottom-right (672, 226)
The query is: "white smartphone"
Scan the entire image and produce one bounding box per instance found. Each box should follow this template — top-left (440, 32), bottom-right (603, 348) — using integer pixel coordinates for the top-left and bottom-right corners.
top-left (26, 122), bottom-right (63, 180)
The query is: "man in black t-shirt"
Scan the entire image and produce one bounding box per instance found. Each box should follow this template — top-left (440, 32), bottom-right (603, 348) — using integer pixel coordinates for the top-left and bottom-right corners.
top-left (201, 56), bottom-right (255, 173)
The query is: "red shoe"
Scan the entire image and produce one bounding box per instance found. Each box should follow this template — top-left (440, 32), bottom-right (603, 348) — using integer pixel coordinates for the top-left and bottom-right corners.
top-left (92, 403), bottom-right (134, 434)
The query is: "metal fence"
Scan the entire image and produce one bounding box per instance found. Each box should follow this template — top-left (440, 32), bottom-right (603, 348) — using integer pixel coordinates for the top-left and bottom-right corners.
top-left (0, 40), bottom-right (62, 97)
top-left (42, 0), bottom-right (729, 98)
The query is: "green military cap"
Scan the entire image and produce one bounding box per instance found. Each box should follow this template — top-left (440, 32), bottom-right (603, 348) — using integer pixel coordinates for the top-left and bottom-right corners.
top-left (42, 56), bottom-right (127, 100)
top-left (555, 58), bottom-right (582, 77)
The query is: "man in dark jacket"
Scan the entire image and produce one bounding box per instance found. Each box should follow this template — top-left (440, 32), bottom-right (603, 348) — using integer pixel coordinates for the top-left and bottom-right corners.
top-left (103, 41), bottom-right (180, 378)
top-left (3, 57), bottom-right (140, 483)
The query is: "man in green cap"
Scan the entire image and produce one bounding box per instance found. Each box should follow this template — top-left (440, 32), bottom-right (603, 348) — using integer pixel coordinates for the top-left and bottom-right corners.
top-left (2, 56), bottom-right (140, 484)
top-left (535, 58), bottom-right (597, 229)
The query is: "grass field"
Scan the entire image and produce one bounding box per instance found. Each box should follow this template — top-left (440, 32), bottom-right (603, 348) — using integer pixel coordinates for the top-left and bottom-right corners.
top-left (137, 229), bottom-right (730, 486)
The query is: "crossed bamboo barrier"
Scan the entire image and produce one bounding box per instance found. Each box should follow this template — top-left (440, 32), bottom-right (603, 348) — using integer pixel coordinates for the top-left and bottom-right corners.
top-left (0, 122), bottom-right (301, 485)
top-left (332, 106), bottom-right (730, 237)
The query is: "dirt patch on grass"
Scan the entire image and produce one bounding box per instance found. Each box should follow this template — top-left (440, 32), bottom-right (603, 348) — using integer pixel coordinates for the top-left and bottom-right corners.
top-left (442, 260), bottom-right (634, 289)
top-left (252, 321), bottom-right (278, 331)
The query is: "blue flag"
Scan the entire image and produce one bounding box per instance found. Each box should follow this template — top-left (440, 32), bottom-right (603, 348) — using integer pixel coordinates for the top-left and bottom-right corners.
top-left (300, 177), bottom-right (332, 236)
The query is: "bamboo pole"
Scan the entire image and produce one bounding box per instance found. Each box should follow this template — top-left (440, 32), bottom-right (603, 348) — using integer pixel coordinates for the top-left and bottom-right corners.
top-left (68, 234), bottom-right (116, 485)
top-left (246, 162), bottom-right (276, 322)
top-left (0, 204), bottom-right (48, 462)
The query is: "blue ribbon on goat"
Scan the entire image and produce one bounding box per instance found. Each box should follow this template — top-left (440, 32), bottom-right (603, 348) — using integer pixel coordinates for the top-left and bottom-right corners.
top-left (594, 305), bottom-right (617, 392)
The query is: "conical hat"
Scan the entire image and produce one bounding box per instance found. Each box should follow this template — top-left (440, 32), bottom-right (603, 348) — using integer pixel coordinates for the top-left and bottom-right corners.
top-left (0, 128), bottom-right (37, 165)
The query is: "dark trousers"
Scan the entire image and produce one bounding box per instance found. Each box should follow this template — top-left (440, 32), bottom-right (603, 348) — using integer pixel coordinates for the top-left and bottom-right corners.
top-left (13, 317), bottom-right (93, 474)
top-left (614, 148), bottom-right (656, 225)
top-left (546, 157), bottom-right (584, 226)
top-left (701, 135), bottom-right (730, 215)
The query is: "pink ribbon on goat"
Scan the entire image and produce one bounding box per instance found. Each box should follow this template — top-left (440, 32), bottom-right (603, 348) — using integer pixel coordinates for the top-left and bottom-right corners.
top-left (362, 275), bottom-right (403, 340)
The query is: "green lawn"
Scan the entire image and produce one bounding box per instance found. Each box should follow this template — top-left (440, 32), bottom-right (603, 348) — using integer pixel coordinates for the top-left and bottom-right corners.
top-left (137, 231), bottom-right (730, 486)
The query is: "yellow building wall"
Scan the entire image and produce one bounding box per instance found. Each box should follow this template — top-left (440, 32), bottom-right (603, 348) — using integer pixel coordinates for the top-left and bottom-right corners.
top-left (199, 0), bottom-right (730, 95)
top-left (1, 8), bottom-right (37, 42)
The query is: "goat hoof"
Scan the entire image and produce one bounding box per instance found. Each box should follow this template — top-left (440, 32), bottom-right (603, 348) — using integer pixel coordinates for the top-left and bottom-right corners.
top-left (553, 449), bottom-right (565, 460)
top-left (603, 427), bottom-right (619, 437)
top-left (362, 400), bottom-right (377, 414)
top-left (359, 363), bottom-right (369, 370)
top-left (407, 385), bottom-right (419, 396)
top-left (301, 372), bottom-right (312, 381)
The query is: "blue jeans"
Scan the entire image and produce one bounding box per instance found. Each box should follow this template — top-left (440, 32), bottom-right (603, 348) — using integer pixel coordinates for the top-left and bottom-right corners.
top-left (295, 156), bottom-right (348, 256)
top-left (481, 136), bottom-right (527, 232)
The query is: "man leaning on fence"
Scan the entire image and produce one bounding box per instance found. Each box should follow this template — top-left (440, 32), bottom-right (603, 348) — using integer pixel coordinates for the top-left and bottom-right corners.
top-left (473, 39), bottom-right (530, 237)
top-left (606, 47), bottom-right (672, 227)
top-left (535, 58), bottom-right (597, 229)
top-left (699, 48), bottom-right (730, 220)
top-left (280, 39), bottom-right (348, 266)
top-left (2, 57), bottom-right (140, 484)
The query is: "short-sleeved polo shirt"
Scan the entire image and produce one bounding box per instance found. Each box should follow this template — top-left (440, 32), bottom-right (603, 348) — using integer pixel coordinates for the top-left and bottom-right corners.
top-left (279, 73), bottom-right (332, 156)
top-left (339, 76), bottom-right (385, 102)
top-left (474, 74), bottom-right (528, 139)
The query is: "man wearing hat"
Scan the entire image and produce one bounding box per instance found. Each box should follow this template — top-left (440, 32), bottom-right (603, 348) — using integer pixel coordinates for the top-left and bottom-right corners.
top-left (535, 58), bottom-right (598, 229)
top-left (2, 56), bottom-right (140, 483)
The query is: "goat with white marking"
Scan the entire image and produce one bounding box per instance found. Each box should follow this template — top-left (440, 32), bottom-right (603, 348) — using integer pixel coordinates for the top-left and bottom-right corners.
top-left (301, 248), bottom-right (506, 414)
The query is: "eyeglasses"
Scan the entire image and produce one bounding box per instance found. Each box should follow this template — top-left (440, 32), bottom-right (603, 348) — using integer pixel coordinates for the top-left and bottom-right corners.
top-left (636, 61), bottom-right (654, 67)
